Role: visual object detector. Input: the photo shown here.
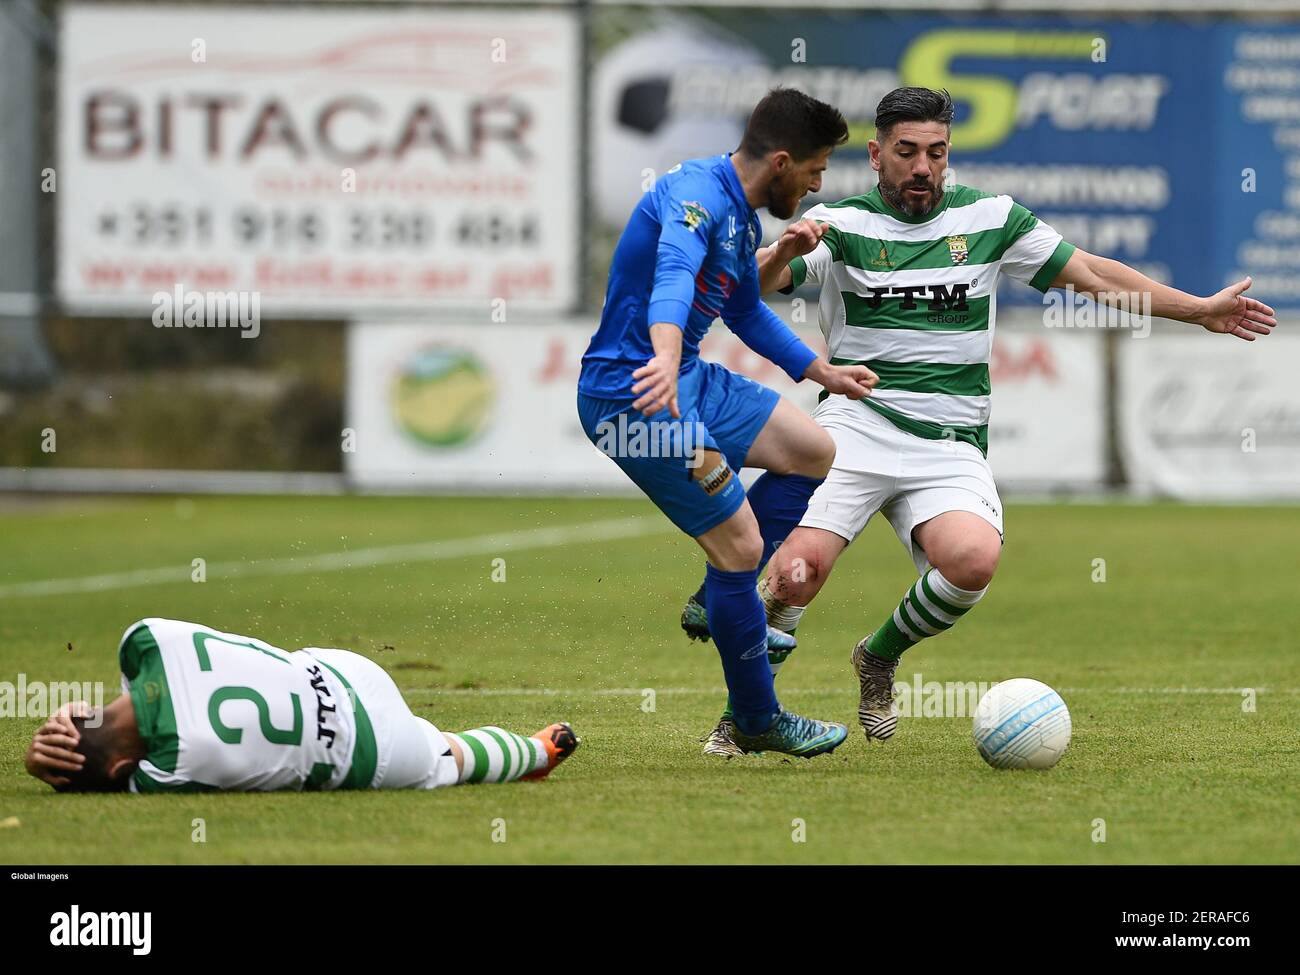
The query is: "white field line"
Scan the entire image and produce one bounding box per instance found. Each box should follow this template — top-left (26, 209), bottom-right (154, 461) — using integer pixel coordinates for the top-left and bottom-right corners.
top-left (0, 517), bottom-right (672, 599)
top-left (404, 686), bottom-right (1298, 697)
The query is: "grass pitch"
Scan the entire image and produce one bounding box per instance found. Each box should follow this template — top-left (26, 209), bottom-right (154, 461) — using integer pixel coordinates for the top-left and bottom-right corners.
top-left (1, 495), bottom-right (1297, 864)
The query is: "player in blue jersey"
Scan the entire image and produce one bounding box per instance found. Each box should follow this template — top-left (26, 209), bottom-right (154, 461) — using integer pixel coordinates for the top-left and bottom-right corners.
top-left (578, 89), bottom-right (876, 759)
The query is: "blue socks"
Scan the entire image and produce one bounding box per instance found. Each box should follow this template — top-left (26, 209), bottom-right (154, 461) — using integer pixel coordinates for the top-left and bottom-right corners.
top-left (747, 471), bottom-right (825, 570)
top-left (704, 564), bottom-right (778, 735)
top-left (692, 474), bottom-right (826, 733)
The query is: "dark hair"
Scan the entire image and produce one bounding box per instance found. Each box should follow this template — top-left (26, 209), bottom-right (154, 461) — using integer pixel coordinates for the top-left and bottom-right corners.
top-left (738, 87), bottom-right (849, 161)
top-left (874, 87), bottom-right (956, 139)
top-left (53, 716), bottom-right (132, 793)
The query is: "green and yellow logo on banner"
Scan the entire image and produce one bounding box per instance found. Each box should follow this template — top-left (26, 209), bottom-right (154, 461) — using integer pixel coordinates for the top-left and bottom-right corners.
top-left (392, 349), bottom-right (494, 448)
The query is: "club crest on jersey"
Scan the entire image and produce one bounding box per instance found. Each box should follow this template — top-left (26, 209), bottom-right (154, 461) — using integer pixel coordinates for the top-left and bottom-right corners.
top-left (946, 235), bottom-right (969, 265)
top-left (681, 201), bottom-right (710, 232)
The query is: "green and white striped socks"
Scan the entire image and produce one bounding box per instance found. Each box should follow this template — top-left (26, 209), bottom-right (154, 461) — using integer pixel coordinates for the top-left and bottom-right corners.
top-left (760, 576), bottom-right (804, 676)
top-left (868, 567), bottom-right (988, 660)
top-left (448, 727), bottom-right (546, 784)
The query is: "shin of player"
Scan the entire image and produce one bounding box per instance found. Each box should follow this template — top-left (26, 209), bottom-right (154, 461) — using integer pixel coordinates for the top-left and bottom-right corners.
top-left (764, 511), bottom-right (998, 742)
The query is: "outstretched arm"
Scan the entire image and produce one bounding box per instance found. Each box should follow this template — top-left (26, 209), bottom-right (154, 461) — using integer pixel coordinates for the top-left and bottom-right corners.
top-left (1050, 249), bottom-right (1277, 340)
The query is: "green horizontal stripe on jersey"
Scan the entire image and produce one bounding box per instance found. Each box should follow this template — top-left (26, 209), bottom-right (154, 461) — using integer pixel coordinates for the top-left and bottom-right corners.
top-left (833, 358), bottom-right (991, 397)
top-left (121, 625), bottom-right (181, 774)
top-left (828, 224), bottom-right (1016, 274)
top-left (863, 398), bottom-right (988, 456)
top-left (317, 659), bottom-right (379, 790)
top-left (841, 291), bottom-right (990, 331)
top-left (818, 390), bottom-right (989, 456)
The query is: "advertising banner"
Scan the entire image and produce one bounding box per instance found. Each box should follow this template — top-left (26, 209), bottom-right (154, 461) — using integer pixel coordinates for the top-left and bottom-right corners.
top-left (59, 4), bottom-right (580, 313)
top-left (1120, 334), bottom-right (1300, 498)
top-left (592, 11), bottom-right (1300, 305)
top-left (347, 318), bottom-right (1105, 492)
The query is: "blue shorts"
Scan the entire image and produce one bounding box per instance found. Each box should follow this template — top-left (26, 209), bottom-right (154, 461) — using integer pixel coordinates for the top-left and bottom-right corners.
top-left (577, 360), bottom-right (780, 538)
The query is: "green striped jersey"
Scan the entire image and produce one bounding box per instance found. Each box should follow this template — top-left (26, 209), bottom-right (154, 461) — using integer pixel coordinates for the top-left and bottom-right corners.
top-left (119, 618), bottom-right (376, 793)
top-left (788, 184), bottom-right (1075, 455)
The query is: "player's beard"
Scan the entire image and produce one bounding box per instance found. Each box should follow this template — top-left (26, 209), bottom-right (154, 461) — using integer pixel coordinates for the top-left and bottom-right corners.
top-left (765, 170), bottom-right (802, 220)
top-left (878, 170), bottom-right (944, 217)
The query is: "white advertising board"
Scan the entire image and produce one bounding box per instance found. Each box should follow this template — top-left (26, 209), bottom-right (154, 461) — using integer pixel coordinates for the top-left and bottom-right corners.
top-left (346, 320), bottom-right (1107, 493)
top-left (59, 4), bottom-right (580, 313)
top-left (987, 328), bottom-right (1107, 489)
top-left (1120, 333), bottom-right (1300, 498)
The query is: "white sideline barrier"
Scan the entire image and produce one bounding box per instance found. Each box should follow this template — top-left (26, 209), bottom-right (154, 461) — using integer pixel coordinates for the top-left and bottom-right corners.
top-left (1119, 333), bottom-right (1300, 499)
top-left (345, 315), bottom-right (1108, 493)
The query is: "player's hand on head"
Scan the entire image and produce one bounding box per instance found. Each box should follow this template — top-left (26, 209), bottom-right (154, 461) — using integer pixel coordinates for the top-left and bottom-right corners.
top-left (25, 715), bottom-right (85, 787)
top-left (631, 355), bottom-right (681, 418)
top-left (54, 699), bottom-right (92, 718)
top-left (1196, 277), bottom-right (1277, 341)
top-left (52, 699), bottom-right (92, 727)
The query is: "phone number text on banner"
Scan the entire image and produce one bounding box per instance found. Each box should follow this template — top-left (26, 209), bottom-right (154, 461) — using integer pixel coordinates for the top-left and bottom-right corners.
top-left (58, 4), bottom-right (580, 314)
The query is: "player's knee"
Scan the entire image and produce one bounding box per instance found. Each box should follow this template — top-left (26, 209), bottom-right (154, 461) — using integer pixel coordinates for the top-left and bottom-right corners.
top-left (769, 546), bottom-right (825, 604)
top-left (788, 427), bottom-right (835, 479)
top-left (808, 428), bottom-right (836, 478)
top-left (942, 540), bottom-right (1000, 591)
top-left (714, 530), bottom-right (763, 572)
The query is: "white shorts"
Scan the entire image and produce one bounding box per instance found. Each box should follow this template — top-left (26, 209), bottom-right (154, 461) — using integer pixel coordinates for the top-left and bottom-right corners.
top-left (307, 648), bottom-right (459, 791)
top-left (799, 397), bottom-right (1004, 574)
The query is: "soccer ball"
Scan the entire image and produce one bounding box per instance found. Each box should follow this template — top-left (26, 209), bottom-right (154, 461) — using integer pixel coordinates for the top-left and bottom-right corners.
top-left (972, 678), bottom-right (1072, 770)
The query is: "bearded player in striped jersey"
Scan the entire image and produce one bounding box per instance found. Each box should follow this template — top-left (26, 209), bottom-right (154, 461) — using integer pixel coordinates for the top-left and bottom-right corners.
top-left (686, 86), bottom-right (1277, 756)
top-left (24, 618), bottom-right (578, 792)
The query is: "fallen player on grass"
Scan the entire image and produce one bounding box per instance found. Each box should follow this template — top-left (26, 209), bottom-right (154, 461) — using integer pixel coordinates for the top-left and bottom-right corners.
top-left (24, 617), bottom-right (577, 792)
